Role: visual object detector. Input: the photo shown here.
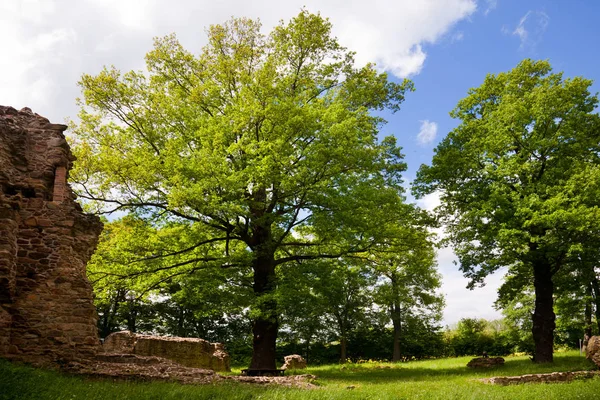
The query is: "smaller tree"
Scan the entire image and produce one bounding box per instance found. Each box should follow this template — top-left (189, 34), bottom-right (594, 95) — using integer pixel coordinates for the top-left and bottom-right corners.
top-left (370, 215), bottom-right (444, 362)
top-left (496, 282), bottom-right (536, 354)
top-left (315, 260), bottom-right (375, 363)
top-left (277, 262), bottom-right (331, 363)
top-left (88, 216), bottom-right (160, 336)
top-left (449, 318), bottom-right (490, 356)
top-left (445, 318), bottom-right (516, 356)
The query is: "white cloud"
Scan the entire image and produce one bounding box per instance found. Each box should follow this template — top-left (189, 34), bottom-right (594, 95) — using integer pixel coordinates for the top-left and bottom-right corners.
top-left (451, 31), bottom-right (465, 42)
top-left (417, 120), bottom-right (438, 145)
top-left (438, 250), bottom-right (504, 325)
top-left (484, 0), bottom-right (498, 16)
top-left (416, 191), bottom-right (441, 212)
top-left (333, 0), bottom-right (476, 77)
top-left (0, 0), bottom-right (476, 122)
top-left (510, 10), bottom-right (550, 51)
top-left (513, 13), bottom-right (530, 43)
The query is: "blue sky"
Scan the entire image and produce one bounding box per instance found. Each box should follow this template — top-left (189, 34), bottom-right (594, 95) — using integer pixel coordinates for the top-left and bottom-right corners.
top-left (388, 0), bottom-right (599, 183)
top-left (1, 0), bottom-right (598, 325)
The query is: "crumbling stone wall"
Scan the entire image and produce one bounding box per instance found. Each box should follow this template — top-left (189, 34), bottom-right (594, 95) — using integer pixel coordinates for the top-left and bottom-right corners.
top-left (0, 106), bottom-right (103, 364)
top-left (103, 331), bottom-right (231, 372)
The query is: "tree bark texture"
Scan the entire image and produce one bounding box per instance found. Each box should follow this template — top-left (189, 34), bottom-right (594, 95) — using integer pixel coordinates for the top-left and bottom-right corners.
top-left (584, 284), bottom-right (593, 348)
top-left (531, 261), bottom-right (555, 363)
top-left (392, 316), bottom-right (401, 362)
top-left (249, 250), bottom-right (278, 370)
top-left (590, 276), bottom-right (600, 333)
top-left (391, 274), bottom-right (402, 362)
top-left (340, 335), bottom-right (348, 364)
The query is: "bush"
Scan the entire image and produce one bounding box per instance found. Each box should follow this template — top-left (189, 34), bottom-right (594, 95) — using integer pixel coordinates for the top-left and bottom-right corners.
top-left (444, 318), bottom-right (518, 357)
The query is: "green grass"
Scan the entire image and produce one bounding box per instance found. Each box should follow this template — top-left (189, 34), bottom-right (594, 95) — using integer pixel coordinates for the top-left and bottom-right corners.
top-left (1, 351), bottom-right (599, 400)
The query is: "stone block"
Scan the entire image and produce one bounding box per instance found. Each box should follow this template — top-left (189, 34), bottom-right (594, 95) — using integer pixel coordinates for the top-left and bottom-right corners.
top-left (103, 331), bottom-right (231, 372)
top-left (585, 335), bottom-right (600, 367)
top-left (282, 354), bottom-right (307, 370)
top-left (467, 356), bottom-right (505, 368)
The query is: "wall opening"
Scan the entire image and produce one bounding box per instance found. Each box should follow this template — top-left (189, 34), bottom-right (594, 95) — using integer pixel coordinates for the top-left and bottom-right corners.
top-left (1, 184), bottom-right (35, 198)
top-left (2, 185), bottom-right (18, 196)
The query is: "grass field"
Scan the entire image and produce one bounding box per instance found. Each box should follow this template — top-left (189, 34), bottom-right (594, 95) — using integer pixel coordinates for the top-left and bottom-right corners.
top-left (1, 351), bottom-right (598, 400)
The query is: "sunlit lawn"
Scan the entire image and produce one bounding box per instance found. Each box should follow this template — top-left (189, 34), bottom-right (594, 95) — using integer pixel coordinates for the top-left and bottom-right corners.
top-left (1, 351), bottom-right (598, 399)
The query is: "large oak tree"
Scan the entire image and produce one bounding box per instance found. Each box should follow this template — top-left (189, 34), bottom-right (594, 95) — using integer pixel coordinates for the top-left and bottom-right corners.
top-left (413, 59), bottom-right (600, 363)
top-left (72, 11), bottom-right (412, 369)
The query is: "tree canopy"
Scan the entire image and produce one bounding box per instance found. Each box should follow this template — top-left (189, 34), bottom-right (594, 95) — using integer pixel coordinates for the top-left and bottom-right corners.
top-left (72, 10), bottom-right (414, 369)
top-left (413, 59), bottom-right (600, 362)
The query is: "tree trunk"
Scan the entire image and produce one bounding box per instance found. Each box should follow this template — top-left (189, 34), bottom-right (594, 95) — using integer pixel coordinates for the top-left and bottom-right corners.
top-left (340, 335), bottom-right (348, 364)
top-left (590, 275), bottom-right (600, 333)
top-left (531, 260), bottom-right (555, 363)
top-left (100, 306), bottom-right (110, 338)
top-left (583, 284), bottom-right (593, 349)
top-left (304, 329), bottom-right (314, 364)
top-left (249, 250), bottom-right (278, 370)
top-left (101, 289), bottom-right (123, 338)
top-left (337, 313), bottom-right (348, 364)
top-left (392, 311), bottom-right (401, 362)
top-left (127, 304), bottom-right (137, 333)
top-left (391, 273), bottom-right (402, 362)
top-left (304, 338), bottom-right (310, 365)
top-left (392, 317), bottom-right (401, 362)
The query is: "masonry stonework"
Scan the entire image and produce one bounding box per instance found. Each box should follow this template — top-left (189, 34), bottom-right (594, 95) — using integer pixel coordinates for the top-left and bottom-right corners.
top-left (102, 331), bottom-right (231, 372)
top-left (0, 105), bottom-right (103, 364)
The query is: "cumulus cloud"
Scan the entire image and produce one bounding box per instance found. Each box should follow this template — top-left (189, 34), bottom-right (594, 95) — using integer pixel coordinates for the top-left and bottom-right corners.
top-left (509, 10), bottom-right (550, 51)
top-left (0, 0), bottom-right (476, 122)
top-left (332, 0), bottom-right (476, 77)
top-left (417, 120), bottom-right (438, 145)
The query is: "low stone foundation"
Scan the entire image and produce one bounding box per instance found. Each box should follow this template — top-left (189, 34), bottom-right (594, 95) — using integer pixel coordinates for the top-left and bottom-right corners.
top-left (103, 331), bottom-right (230, 372)
top-left (62, 355), bottom-right (316, 388)
top-left (481, 370), bottom-right (600, 385)
top-left (64, 354), bottom-right (217, 384)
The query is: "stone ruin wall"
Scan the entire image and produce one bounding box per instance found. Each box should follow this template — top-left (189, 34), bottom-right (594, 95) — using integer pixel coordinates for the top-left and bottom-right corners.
top-left (102, 331), bottom-right (231, 372)
top-left (0, 106), bottom-right (103, 364)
